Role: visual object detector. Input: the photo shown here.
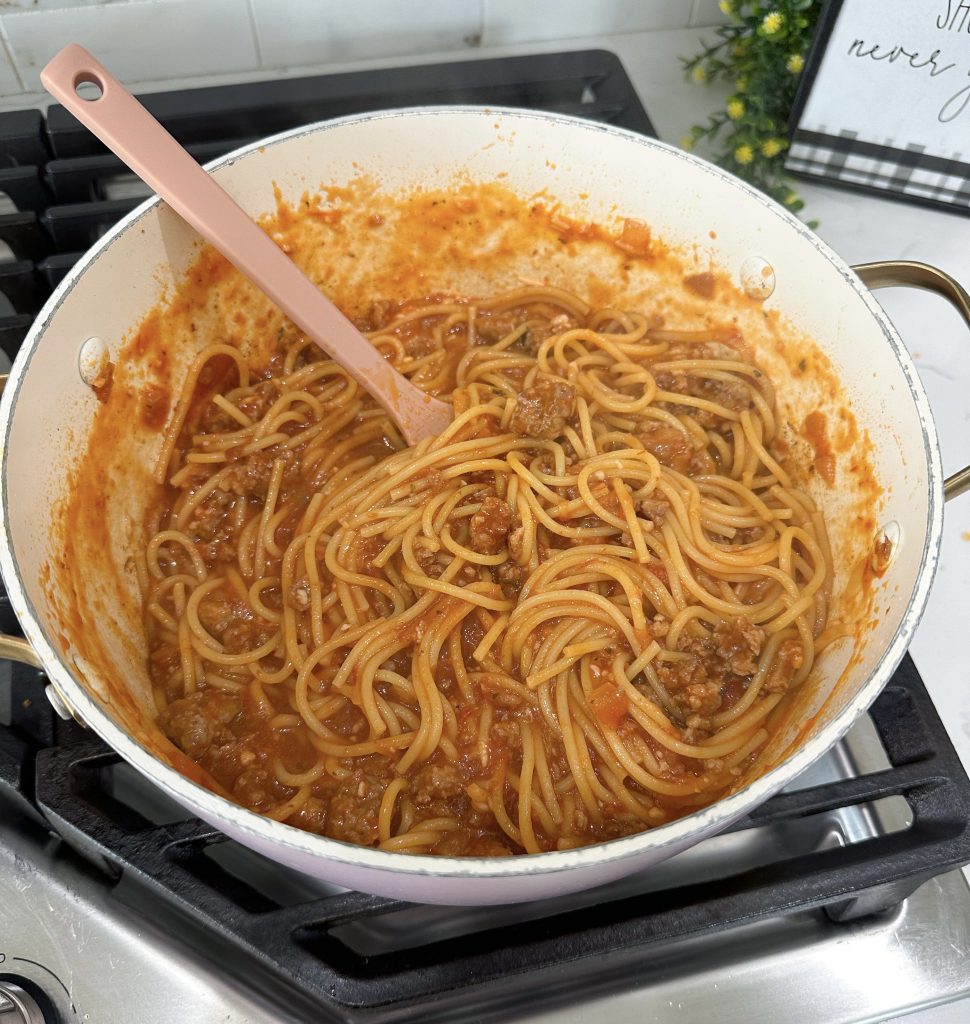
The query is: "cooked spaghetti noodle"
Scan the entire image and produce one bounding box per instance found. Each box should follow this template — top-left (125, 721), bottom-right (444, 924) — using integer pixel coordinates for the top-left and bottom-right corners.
top-left (146, 286), bottom-right (832, 856)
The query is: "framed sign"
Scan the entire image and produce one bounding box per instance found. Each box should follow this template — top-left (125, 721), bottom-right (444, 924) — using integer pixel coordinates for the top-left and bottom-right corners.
top-left (786, 0), bottom-right (970, 213)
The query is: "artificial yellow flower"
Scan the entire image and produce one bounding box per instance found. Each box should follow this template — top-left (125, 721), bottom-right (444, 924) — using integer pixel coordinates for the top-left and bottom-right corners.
top-left (692, 65), bottom-right (707, 83)
top-left (761, 11), bottom-right (784, 35)
top-left (681, 135), bottom-right (695, 151)
top-left (734, 144), bottom-right (754, 165)
top-left (718, 0), bottom-right (734, 14)
top-left (786, 53), bottom-right (805, 73)
top-left (726, 98), bottom-right (745, 120)
top-left (784, 191), bottom-right (799, 206)
top-left (761, 138), bottom-right (785, 157)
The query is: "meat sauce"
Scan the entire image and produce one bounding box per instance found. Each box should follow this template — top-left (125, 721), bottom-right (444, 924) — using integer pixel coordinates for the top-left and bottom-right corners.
top-left (52, 178), bottom-right (884, 858)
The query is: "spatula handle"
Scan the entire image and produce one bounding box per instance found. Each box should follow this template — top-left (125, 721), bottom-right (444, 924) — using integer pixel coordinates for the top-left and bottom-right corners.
top-left (41, 44), bottom-right (451, 444)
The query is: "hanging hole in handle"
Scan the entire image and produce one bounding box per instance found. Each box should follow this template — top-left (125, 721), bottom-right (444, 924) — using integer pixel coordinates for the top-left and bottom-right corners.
top-left (74, 71), bottom-right (103, 101)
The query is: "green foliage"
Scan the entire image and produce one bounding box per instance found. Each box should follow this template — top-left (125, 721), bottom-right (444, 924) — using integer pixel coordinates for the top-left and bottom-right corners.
top-left (681, 0), bottom-right (822, 225)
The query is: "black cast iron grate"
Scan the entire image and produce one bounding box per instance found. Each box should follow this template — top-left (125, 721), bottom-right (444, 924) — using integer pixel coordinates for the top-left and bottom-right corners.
top-left (0, 48), bottom-right (655, 363)
top-left (2, 641), bottom-right (969, 1023)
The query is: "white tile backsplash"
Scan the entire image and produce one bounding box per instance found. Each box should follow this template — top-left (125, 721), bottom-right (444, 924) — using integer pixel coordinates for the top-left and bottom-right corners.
top-left (481, 0), bottom-right (693, 46)
top-left (1, 0), bottom-right (260, 91)
top-left (0, 36), bottom-right (23, 94)
top-left (0, 1), bottom-right (130, 9)
top-left (0, 0), bottom-right (714, 100)
top-left (250, 0), bottom-right (480, 68)
top-left (690, 0), bottom-right (730, 28)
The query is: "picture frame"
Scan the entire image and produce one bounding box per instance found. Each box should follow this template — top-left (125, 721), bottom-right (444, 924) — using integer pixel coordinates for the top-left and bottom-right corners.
top-left (786, 0), bottom-right (970, 214)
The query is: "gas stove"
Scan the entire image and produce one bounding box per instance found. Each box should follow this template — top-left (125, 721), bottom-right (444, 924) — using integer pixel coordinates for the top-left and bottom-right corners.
top-left (1, 47), bottom-right (970, 1024)
top-left (3, 653), bottom-right (970, 1023)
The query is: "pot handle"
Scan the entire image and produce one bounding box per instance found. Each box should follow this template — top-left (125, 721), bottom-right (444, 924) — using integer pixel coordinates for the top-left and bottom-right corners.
top-left (852, 259), bottom-right (970, 503)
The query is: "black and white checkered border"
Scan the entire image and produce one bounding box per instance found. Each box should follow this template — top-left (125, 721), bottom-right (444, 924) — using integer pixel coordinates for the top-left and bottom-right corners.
top-left (785, 129), bottom-right (970, 208)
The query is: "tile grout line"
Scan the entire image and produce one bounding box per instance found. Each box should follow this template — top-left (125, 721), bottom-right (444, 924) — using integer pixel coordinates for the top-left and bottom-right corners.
top-left (476, 0), bottom-right (487, 48)
top-left (244, 0), bottom-right (265, 70)
top-left (0, 13), bottom-right (27, 95)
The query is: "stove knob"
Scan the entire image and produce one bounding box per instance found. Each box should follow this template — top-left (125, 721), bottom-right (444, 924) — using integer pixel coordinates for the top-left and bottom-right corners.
top-left (0, 983), bottom-right (47, 1024)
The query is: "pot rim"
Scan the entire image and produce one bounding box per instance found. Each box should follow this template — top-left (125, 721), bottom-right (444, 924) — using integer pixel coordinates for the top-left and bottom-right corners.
top-left (0, 105), bottom-right (944, 881)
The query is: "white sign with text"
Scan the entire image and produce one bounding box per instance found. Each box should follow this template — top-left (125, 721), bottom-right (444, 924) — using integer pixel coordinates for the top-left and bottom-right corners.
top-left (787, 1), bottom-right (970, 210)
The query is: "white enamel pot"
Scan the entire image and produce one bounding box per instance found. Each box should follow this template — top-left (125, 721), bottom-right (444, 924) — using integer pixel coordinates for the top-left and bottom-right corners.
top-left (1, 108), bottom-right (968, 906)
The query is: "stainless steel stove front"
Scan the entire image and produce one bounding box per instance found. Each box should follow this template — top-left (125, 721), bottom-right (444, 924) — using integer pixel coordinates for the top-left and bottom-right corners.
top-left (3, 712), bottom-right (970, 1024)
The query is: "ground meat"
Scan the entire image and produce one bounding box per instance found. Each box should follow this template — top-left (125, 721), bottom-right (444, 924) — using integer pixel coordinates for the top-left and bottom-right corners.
top-left (197, 590), bottom-right (238, 637)
top-left (197, 400), bottom-right (237, 435)
top-left (765, 638), bottom-right (804, 694)
top-left (655, 371), bottom-right (752, 429)
top-left (148, 643), bottom-right (181, 691)
top-left (430, 830), bottom-right (513, 856)
top-left (469, 496), bottom-right (513, 554)
top-left (507, 526), bottom-right (526, 562)
top-left (352, 298), bottom-right (395, 332)
top-left (688, 448), bottom-right (717, 475)
top-left (456, 705), bottom-right (482, 752)
top-left (654, 370), bottom-right (690, 396)
top-left (288, 580), bottom-right (311, 611)
top-left (475, 310), bottom-right (527, 344)
top-left (517, 313), bottom-right (578, 353)
top-left (682, 712), bottom-right (713, 744)
top-left (650, 616), bottom-right (670, 640)
top-left (197, 589), bottom-right (273, 654)
top-left (287, 796), bottom-right (328, 835)
top-left (636, 494), bottom-right (670, 525)
top-left (713, 617), bottom-right (766, 676)
top-left (404, 332), bottom-right (440, 358)
top-left (496, 560), bottom-right (526, 597)
top-left (411, 762), bottom-right (466, 806)
top-left (637, 424), bottom-right (693, 473)
top-left (681, 680), bottom-right (722, 716)
top-left (223, 617), bottom-right (275, 655)
top-left (158, 689), bottom-right (240, 760)
top-left (478, 673), bottom-right (527, 709)
top-left (510, 379), bottom-right (576, 439)
top-left (415, 543), bottom-right (446, 578)
top-left (656, 656), bottom-right (709, 695)
top-left (325, 769), bottom-right (390, 847)
top-left (235, 380), bottom-right (277, 421)
top-left (698, 376), bottom-right (753, 414)
top-left (223, 451), bottom-right (275, 498)
top-left (232, 765), bottom-right (292, 811)
top-left (222, 449), bottom-right (293, 499)
top-left (186, 489), bottom-right (238, 562)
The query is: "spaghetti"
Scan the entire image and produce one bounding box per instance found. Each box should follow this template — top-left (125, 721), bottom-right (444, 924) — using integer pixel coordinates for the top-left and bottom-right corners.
top-left (146, 285), bottom-right (832, 856)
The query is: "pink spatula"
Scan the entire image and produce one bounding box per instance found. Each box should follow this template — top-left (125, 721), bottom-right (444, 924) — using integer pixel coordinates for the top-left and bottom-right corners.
top-left (41, 44), bottom-right (453, 445)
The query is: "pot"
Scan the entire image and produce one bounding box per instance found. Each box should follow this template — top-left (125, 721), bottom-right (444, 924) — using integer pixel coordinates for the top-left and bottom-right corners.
top-left (0, 108), bottom-right (968, 906)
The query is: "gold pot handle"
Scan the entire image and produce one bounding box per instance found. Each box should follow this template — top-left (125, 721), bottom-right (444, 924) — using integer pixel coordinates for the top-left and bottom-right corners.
top-left (852, 260), bottom-right (970, 503)
top-left (0, 634), bottom-right (42, 667)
